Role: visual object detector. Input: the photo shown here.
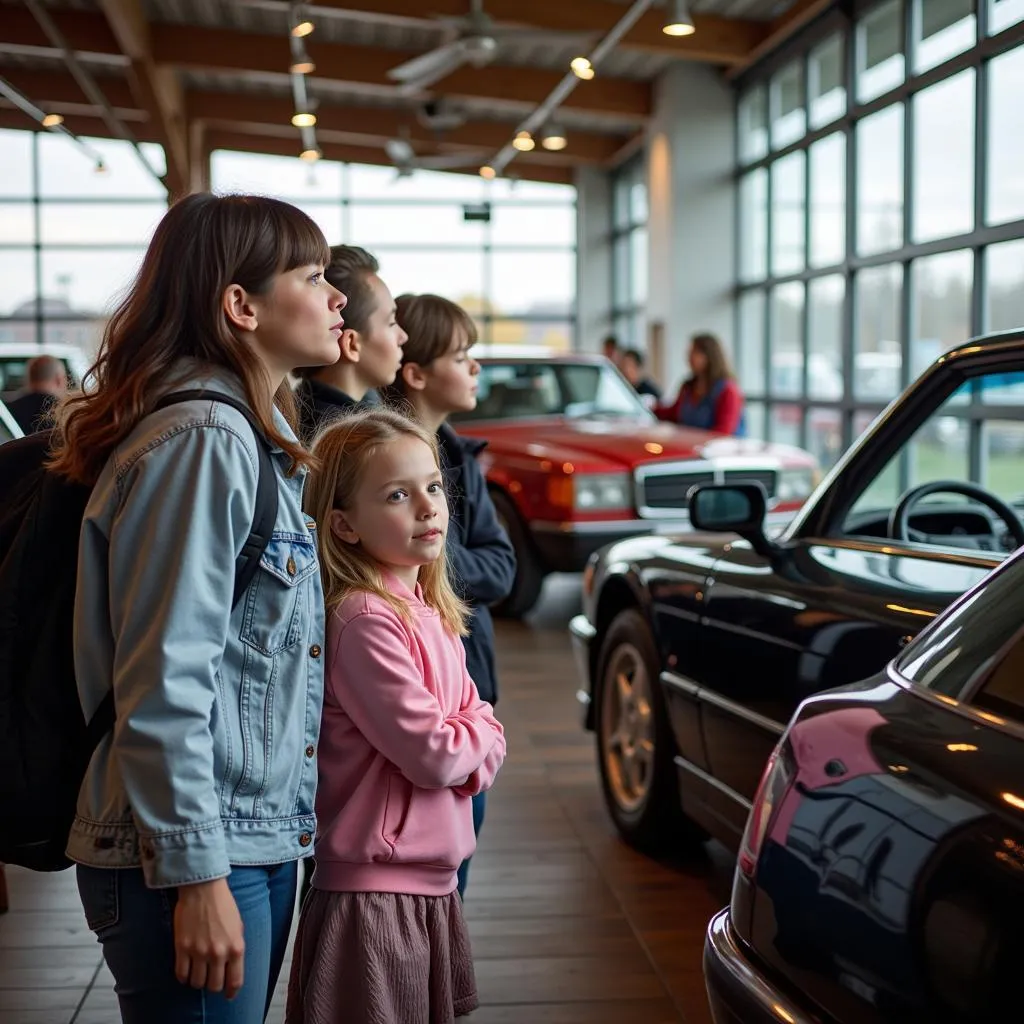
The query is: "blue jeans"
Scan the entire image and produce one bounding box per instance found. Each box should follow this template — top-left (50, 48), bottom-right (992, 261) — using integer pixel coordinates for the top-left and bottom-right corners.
top-left (77, 861), bottom-right (297, 1023)
top-left (456, 789), bottom-right (487, 897)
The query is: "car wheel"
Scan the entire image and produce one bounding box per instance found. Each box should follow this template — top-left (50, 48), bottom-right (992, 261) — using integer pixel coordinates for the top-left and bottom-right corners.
top-left (490, 490), bottom-right (545, 618)
top-left (595, 608), bottom-right (704, 854)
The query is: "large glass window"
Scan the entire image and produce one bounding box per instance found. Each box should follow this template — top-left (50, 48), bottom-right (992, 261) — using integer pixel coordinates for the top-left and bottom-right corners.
top-left (857, 104), bottom-right (904, 255)
top-left (986, 46), bottom-right (1024, 225)
top-left (912, 70), bottom-right (975, 243)
top-left (609, 155), bottom-right (647, 350)
top-left (736, 3), bottom-right (1024, 460)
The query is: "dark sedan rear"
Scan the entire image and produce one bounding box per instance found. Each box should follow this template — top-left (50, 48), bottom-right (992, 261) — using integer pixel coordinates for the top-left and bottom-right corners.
top-left (705, 545), bottom-right (1024, 1023)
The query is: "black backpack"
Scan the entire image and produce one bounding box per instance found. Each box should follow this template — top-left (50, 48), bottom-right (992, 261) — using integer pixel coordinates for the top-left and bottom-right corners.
top-left (0, 391), bottom-right (279, 871)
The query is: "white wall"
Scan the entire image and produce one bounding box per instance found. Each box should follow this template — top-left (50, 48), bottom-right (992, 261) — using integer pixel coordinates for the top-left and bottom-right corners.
top-left (646, 62), bottom-right (737, 392)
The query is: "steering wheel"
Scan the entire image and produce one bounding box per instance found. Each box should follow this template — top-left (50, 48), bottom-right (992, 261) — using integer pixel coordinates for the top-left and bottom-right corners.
top-left (888, 480), bottom-right (1024, 548)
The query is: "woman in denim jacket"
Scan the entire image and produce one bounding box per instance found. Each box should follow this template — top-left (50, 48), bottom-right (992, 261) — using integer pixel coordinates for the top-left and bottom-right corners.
top-left (47, 193), bottom-right (346, 1023)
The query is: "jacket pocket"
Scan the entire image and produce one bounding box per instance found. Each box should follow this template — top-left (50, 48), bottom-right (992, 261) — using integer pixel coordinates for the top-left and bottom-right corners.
top-left (381, 772), bottom-right (411, 860)
top-left (240, 534), bottom-right (318, 656)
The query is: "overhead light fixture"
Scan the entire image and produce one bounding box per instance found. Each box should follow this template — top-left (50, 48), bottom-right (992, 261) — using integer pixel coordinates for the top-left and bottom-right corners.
top-left (570, 56), bottom-right (595, 80)
top-left (540, 124), bottom-right (567, 151)
top-left (299, 147), bottom-right (321, 162)
top-left (512, 130), bottom-right (535, 152)
top-left (290, 58), bottom-right (315, 73)
top-left (94, 160), bottom-right (108, 175)
top-left (292, 111), bottom-right (317, 127)
top-left (41, 112), bottom-right (63, 127)
top-left (663, 0), bottom-right (695, 36)
top-left (479, 164), bottom-right (496, 179)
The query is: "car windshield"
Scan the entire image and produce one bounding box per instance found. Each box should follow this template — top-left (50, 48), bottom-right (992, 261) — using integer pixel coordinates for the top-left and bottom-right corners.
top-left (452, 360), bottom-right (654, 423)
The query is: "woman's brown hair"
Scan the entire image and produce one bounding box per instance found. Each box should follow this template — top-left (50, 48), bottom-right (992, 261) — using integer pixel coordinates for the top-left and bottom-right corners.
top-left (305, 407), bottom-right (469, 636)
top-left (48, 192), bottom-right (331, 485)
top-left (689, 332), bottom-right (735, 386)
top-left (393, 293), bottom-right (478, 381)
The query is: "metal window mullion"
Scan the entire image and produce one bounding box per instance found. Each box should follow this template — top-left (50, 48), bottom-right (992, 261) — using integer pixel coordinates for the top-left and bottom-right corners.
top-left (899, 0), bottom-right (915, 492)
top-left (32, 130), bottom-right (42, 350)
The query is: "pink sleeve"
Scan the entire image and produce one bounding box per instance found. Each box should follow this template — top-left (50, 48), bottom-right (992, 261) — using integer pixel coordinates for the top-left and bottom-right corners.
top-left (714, 379), bottom-right (744, 435)
top-left (452, 669), bottom-right (506, 796)
top-left (332, 610), bottom-right (501, 790)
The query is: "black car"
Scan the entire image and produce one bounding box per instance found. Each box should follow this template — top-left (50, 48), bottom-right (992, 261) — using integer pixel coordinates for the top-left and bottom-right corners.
top-left (704, 543), bottom-right (1024, 1023)
top-left (569, 331), bottom-right (1024, 854)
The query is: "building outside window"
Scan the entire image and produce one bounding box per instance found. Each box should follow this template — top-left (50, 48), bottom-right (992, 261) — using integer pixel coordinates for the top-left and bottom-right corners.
top-left (609, 154), bottom-right (648, 351)
top-left (735, 0), bottom-right (1024, 469)
top-left (0, 129), bottom-right (577, 364)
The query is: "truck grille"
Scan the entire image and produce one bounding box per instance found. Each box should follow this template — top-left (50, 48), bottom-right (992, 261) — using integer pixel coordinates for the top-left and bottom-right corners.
top-left (636, 465), bottom-right (778, 516)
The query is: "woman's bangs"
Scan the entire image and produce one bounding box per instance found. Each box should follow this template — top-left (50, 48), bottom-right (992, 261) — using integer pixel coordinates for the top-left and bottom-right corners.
top-left (274, 202), bottom-right (331, 274)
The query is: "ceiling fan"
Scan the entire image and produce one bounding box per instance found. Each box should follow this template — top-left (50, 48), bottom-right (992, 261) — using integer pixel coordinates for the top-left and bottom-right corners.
top-left (386, 0), bottom-right (553, 94)
top-left (384, 135), bottom-right (488, 177)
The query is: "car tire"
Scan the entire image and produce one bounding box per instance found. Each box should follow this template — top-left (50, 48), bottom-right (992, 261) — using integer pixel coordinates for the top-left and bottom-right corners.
top-left (490, 490), bottom-right (545, 618)
top-left (595, 608), bottom-right (704, 854)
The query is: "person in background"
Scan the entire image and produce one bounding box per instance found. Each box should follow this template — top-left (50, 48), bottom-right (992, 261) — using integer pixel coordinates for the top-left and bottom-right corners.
top-left (295, 245), bottom-right (407, 444)
top-left (289, 408), bottom-right (505, 1024)
top-left (602, 334), bottom-right (621, 367)
top-left (388, 292), bottom-right (515, 898)
top-left (619, 348), bottom-right (661, 403)
top-left (657, 332), bottom-right (746, 436)
top-left (7, 355), bottom-right (67, 433)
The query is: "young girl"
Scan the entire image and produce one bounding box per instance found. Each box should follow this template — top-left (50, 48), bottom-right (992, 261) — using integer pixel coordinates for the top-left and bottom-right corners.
top-left (389, 293), bottom-right (515, 896)
top-left (289, 407), bottom-right (506, 1024)
top-left (51, 192), bottom-right (346, 1022)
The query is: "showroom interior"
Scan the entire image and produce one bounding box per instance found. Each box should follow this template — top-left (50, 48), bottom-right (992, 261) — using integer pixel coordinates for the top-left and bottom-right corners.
top-left (3, 1), bottom-right (1024, 1022)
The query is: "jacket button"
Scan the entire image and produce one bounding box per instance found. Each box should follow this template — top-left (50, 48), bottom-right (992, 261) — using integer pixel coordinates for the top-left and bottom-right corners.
top-left (299, 832), bottom-right (312, 847)
top-left (305, 744), bottom-right (315, 758)
top-left (309, 644), bottom-right (322, 658)
top-left (287, 556), bottom-right (297, 576)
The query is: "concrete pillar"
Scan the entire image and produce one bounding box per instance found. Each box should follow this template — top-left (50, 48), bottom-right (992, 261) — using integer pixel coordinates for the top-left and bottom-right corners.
top-left (574, 165), bottom-right (613, 353)
top-left (645, 63), bottom-right (736, 392)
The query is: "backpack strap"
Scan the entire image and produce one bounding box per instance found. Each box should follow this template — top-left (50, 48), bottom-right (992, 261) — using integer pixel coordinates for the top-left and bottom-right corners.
top-left (85, 390), bottom-right (280, 746)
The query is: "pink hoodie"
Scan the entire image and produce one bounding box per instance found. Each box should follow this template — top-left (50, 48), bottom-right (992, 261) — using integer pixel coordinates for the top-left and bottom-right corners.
top-left (311, 574), bottom-right (506, 897)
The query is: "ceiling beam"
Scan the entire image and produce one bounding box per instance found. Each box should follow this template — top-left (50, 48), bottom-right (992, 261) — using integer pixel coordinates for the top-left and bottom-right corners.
top-left (731, 0), bottom-right (835, 74)
top-left (0, 67), bottom-right (139, 114)
top-left (152, 24), bottom-right (650, 119)
top-left (186, 90), bottom-right (627, 163)
top-left (0, 7), bottom-right (125, 61)
top-left (205, 129), bottom-right (574, 184)
top-left (0, 107), bottom-right (160, 144)
top-left (270, 0), bottom-right (769, 64)
top-left (96, 0), bottom-right (189, 197)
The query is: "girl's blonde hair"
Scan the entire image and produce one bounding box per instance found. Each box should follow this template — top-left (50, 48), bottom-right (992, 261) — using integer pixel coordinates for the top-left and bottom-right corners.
top-left (305, 407), bottom-right (469, 636)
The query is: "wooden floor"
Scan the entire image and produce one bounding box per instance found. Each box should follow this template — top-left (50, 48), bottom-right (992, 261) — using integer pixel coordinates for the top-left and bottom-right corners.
top-left (0, 576), bottom-right (731, 1023)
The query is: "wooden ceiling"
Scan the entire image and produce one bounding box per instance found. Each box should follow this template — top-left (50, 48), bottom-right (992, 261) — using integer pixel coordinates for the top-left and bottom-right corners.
top-left (0, 0), bottom-right (828, 196)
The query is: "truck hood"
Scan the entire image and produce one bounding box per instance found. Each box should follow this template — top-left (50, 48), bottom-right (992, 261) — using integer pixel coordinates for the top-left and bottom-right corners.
top-left (458, 415), bottom-right (814, 471)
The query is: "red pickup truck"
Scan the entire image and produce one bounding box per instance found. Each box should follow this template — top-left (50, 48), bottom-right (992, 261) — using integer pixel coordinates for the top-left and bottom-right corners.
top-left (451, 349), bottom-right (819, 615)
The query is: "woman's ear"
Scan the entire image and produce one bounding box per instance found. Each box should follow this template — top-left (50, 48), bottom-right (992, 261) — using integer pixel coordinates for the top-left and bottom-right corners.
top-left (338, 328), bottom-right (361, 363)
top-left (329, 509), bottom-right (359, 544)
top-left (222, 284), bottom-right (259, 332)
top-left (401, 361), bottom-right (429, 393)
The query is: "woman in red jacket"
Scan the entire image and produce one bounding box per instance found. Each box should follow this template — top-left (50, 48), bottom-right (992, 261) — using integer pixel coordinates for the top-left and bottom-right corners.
top-left (657, 332), bottom-right (747, 436)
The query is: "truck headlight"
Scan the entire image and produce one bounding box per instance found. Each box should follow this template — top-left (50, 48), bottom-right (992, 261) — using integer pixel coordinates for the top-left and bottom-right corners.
top-left (776, 468), bottom-right (815, 502)
top-left (573, 473), bottom-right (632, 512)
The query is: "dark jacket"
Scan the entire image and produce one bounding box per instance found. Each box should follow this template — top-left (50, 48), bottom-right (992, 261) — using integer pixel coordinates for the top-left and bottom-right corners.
top-left (296, 377), bottom-right (376, 445)
top-left (437, 423), bottom-right (516, 706)
top-left (6, 391), bottom-right (55, 434)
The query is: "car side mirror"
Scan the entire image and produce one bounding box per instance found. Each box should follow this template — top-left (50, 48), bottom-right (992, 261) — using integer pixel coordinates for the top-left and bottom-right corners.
top-left (689, 483), bottom-right (775, 558)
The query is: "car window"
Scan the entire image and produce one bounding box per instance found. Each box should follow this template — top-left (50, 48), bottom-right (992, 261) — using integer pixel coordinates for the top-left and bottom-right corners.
top-left (0, 355), bottom-right (77, 394)
top-left (897, 552), bottom-right (1024, 700)
top-left (841, 369), bottom-right (1024, 555)
top-left (454, 362), bottom-right (652, 422)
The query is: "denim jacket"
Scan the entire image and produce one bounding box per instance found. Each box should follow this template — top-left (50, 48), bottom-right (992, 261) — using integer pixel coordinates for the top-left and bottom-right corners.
top-left (67, 366), bottom-right (326, 888)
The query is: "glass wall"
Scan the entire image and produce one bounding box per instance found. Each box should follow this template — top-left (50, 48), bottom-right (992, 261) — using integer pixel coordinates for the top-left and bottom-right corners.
top-left (735, 0), bottom-right (1024, 468)
top-left (0, 129), bottom-right (168, 359)
top-left (211, 152), bottom-right (577, 351)
top-left (609, 154), bottom-right (648, 348)
top-left (0, 129), bottom-right (577, 361)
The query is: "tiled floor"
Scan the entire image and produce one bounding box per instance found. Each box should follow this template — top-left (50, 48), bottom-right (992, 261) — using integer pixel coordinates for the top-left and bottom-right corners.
top-left (0, 576), bottom-right (731, 1023)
